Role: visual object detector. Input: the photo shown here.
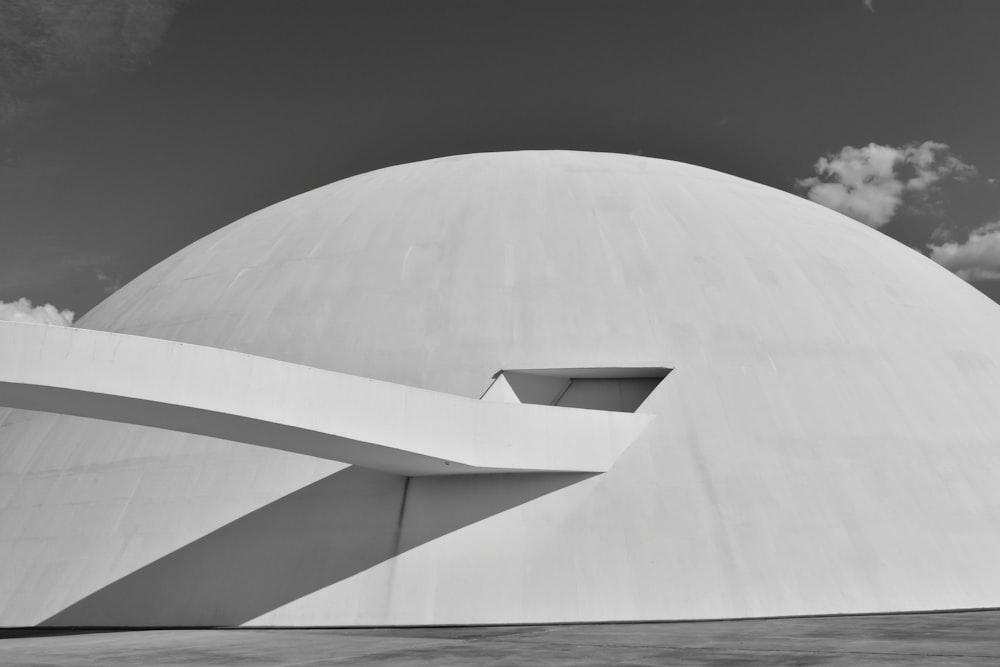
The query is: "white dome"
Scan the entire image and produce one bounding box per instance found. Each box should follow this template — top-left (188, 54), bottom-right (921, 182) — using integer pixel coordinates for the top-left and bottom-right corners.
top-left (4, 150), bottom-right (1000, 626)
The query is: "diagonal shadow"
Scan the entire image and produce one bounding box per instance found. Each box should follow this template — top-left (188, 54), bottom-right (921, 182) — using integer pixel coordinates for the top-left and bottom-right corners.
top-left (41, 467), bottom-right (592, 627)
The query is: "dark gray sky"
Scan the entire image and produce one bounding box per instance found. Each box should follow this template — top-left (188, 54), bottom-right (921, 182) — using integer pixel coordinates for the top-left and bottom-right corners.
top-left (3, 0), bottom-right (1000, 320)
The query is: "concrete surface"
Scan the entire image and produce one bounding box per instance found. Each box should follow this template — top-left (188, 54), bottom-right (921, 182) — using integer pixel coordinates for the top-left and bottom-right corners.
top-left (0, 321), bottom-right (652, 475)
top-left (5, 611), bottom-right (1000, 665)
top-left (7, 151), bottom-right (1000, 626)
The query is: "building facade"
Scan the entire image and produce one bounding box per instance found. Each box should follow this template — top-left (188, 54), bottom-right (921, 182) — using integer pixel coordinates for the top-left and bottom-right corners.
top-left (3, 151), bottom-right (1000, 626)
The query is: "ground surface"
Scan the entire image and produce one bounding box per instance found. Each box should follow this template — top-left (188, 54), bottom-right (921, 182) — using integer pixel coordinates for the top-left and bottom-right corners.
top-left (3, 611), bottom-right (1000, 666)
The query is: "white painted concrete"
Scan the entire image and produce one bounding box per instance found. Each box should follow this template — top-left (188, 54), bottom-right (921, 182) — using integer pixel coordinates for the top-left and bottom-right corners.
top-left (4, 151), bottom-right (1000, 627)
top-left (0, 321), bottom-right (651, 476)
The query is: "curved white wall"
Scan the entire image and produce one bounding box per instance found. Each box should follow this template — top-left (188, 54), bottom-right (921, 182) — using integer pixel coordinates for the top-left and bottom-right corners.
top-left (4, 151), bottom-right (1000, 626)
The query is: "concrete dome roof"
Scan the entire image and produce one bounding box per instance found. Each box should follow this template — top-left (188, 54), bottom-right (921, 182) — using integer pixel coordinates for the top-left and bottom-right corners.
top-left (4, 150), bottom-right (1000, 627)
top-left (80, 150), bottom-right (1000, 394)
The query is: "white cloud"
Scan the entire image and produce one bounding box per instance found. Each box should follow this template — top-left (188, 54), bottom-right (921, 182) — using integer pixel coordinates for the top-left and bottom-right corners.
top-left (797, 141), bottom-right (977, 228)
top-left (0, 298), bottom-right (74, 325)
top-left (928, 221), bottom-right (1000, 282)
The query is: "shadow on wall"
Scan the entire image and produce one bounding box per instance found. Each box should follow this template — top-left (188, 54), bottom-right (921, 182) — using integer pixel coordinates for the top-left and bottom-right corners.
top-left (42, 467), bottom-right (592, 627)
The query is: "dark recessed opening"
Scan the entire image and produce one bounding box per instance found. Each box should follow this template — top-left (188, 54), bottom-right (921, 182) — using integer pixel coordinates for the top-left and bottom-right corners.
top-left (491, 367), bottom-right (670, 413)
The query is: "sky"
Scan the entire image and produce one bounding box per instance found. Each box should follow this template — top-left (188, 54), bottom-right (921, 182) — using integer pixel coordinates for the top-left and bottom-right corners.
top-left (2, 0), bottom-right (1000, 324)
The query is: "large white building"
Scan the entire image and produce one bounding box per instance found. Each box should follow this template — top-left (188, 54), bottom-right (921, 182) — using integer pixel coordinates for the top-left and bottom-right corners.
top-left (3, 150), bottom-right (1000, 627)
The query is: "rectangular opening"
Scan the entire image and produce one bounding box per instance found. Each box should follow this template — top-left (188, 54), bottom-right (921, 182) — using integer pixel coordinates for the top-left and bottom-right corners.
top-left (483, 367), bottom-right (670, 413)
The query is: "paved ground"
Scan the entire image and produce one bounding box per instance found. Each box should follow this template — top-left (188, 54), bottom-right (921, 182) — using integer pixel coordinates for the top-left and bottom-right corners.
top-left (4, 611), bottom-right (1000, 666)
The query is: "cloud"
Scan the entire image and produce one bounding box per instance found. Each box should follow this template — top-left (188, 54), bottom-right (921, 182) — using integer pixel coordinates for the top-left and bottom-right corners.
top-left (928, 221), bottom-right (1000, 282)
top-left (797, 141), bottom-right (977, 228)
top-left (0, 0), bottom-right (185, 133)
top-left (0, 297), bottom-right (73, 325)
top-left (863, 0), bottom-right (875, 12)
top-left (0, 242), bottom-right (116, 294)
top-left (96, 271), bottom-right (121, 295)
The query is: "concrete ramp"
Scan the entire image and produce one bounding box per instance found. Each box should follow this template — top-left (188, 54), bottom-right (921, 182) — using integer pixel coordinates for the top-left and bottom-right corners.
top-left (0, 321), bottom-right (653, 476)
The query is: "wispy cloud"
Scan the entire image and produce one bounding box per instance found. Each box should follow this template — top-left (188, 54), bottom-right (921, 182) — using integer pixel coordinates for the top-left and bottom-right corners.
top-left (0, 0), bottom-right (186, 134)
top-left (96, 271), bottom-right (121, 295)
top-left (928, 221), bottom-right (1000, 282)
top-left (0, 297), bottom-right (73, 325)
top-left (796, 141), bottom-right (976, 228)
top-left (863, 0), bottom-right (875, 13)
top-left (0, 242), bottom-right (117, 294)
